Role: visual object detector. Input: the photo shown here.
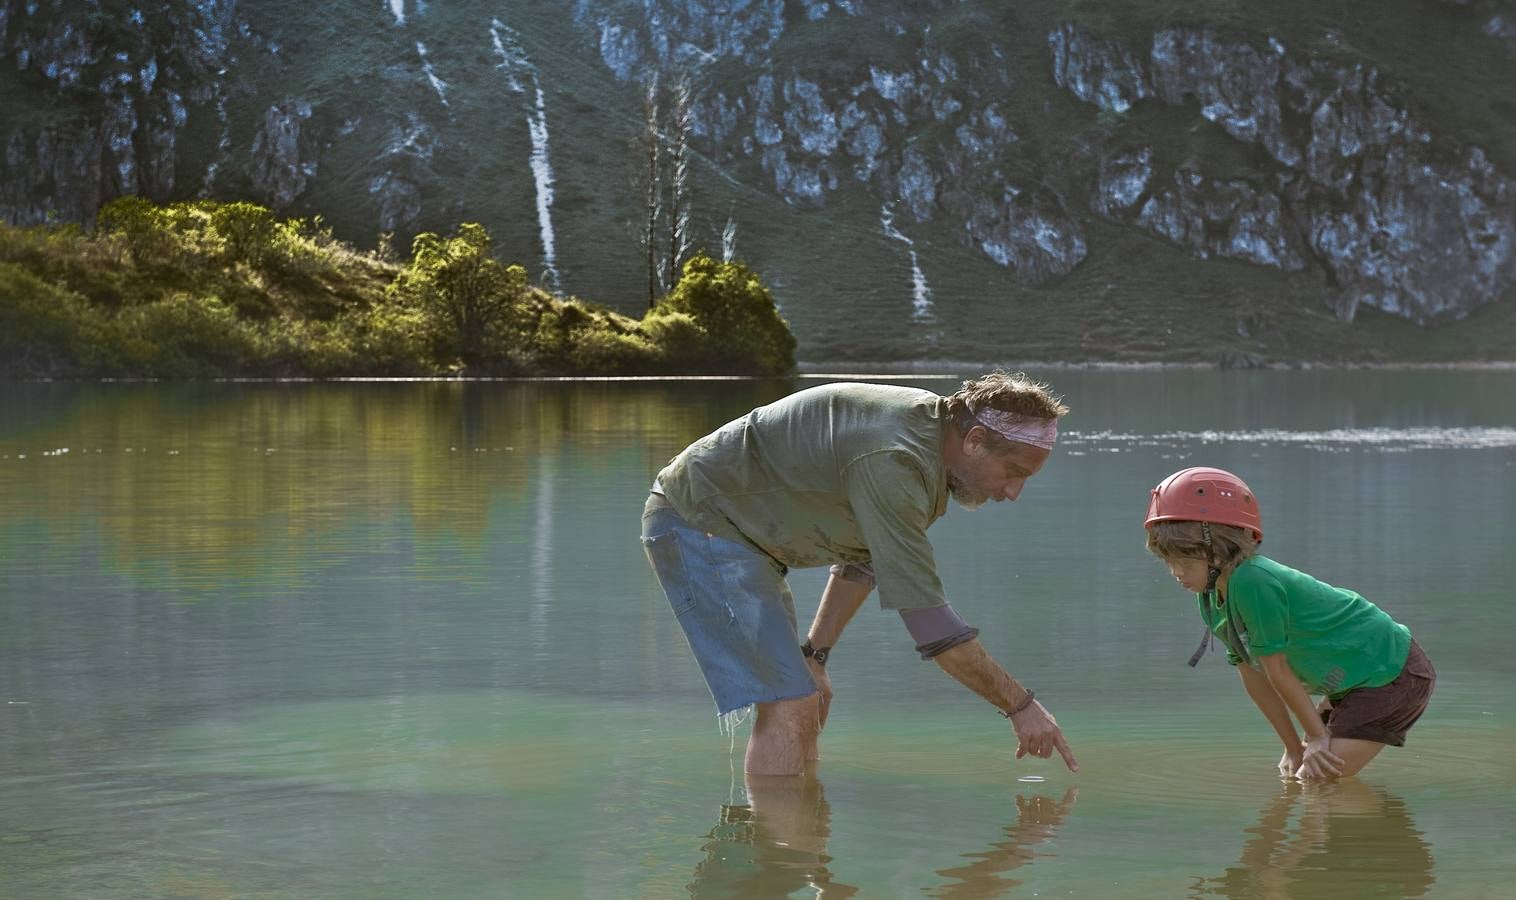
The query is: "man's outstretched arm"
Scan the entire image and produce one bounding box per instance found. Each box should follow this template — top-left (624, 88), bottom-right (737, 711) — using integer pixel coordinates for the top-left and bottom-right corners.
top-left (933, 638), bottom-right (1079, 772)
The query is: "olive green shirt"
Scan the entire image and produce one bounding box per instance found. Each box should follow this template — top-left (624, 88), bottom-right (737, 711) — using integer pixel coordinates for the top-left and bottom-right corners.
top-left (655, 383), bottom-right (950, 610)
top-left (1202, 555), bottom-right (1412, 697)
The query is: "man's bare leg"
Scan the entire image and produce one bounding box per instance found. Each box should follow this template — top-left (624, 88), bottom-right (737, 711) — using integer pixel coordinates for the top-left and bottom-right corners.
top-left (801, 690), bottom-right (825, 762)
top-left (745, 695), bottom-right (819, 775)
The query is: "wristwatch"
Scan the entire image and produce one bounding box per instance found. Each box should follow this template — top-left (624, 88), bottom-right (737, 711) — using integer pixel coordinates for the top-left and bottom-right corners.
top-left (801, 640), bottom-right (831, 666)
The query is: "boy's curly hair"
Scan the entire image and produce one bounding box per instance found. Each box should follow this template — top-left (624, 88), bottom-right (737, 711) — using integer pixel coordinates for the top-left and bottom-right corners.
top-left (944, 371), bottom-right (1068, 447)
top-left (1146, 520), bottom-right (1259, 574)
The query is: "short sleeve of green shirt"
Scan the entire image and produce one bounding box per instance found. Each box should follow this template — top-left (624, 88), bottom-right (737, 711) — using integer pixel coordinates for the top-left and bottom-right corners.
top-left (841, 450), bottom-right (946, 611)
top-left (1226, 564), bottom-right (1290, 657)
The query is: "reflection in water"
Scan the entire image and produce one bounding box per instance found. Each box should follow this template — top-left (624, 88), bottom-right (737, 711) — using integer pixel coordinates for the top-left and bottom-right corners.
top-left (2, 374), bottom-right (1511, 896)
top-left (687, 772), bottom-right (858, 898)
top-left (927, 787), bottom-right (1079, 899)
top-left (1191, 780), bottom-right (1434, 899)
top-left (1063, 426), bottom-right (1516, 451)
top-left (0, 381), bottom-right (792, 591)
top-left (685, 778), bottom-right (1079, 899)
top-left (529, 452), bottom-right (554, 653)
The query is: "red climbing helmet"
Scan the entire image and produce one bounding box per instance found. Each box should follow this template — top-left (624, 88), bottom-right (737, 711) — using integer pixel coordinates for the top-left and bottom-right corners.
top-left (1145, 466), bottom-right (1263, 541)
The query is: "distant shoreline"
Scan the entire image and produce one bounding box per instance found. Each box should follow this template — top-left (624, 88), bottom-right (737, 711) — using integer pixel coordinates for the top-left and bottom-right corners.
top-left (796, 359), bottom-right (1516, 375)
top-left (6, 358), bottom-right (1516, 384)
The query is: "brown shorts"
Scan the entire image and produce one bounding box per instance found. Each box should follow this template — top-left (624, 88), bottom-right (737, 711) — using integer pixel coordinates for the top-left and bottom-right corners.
top-left (1320, 640), bottom-right (1435, 747)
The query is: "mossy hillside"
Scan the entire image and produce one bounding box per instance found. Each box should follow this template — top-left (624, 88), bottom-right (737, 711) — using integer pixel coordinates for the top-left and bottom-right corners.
top-left (0, 198), bottom-right (796, 378)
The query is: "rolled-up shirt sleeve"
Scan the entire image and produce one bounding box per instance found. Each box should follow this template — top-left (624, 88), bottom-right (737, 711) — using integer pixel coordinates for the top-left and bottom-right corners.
top-left (900, 603), bottom-right (979, 658)
top-left (828, 561), bottom-right (876, 588)
top-left (841, 450), bottom-right (947, 610)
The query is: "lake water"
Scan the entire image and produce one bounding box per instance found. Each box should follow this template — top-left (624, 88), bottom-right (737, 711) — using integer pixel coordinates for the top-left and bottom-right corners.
top-left (2, 371), bottom-right (1513, 898)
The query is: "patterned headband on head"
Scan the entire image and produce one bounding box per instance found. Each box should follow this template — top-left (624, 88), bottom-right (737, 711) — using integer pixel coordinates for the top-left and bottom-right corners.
top-left (971, 406), bottom-right (1059, 450)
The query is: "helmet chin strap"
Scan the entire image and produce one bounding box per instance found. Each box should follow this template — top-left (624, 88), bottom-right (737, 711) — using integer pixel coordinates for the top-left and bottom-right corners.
top-left (1200, 518), bottom-right (1224, 596)
top-left (1201, 522), bottom-right (1221, 598)
top-left (1188, 522), bottom-right (1224, 667)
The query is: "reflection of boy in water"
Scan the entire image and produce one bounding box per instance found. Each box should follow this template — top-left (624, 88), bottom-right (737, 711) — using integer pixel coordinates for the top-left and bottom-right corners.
top-left (1145, 468), bottom-right (1435, 780)
top-left (1194, 780), bottom-right (1434, 899)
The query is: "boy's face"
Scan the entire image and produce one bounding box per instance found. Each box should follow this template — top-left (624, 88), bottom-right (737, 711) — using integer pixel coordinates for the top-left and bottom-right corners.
top-left (1164, 556), bottom-right (1212, 593)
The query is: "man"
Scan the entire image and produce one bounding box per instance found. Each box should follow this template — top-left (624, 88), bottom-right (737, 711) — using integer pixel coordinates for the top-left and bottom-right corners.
top-left (641, 371), bottom-right (1078, 776)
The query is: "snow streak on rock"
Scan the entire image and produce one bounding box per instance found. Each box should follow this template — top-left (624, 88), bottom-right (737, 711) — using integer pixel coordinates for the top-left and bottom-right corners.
top-left (880, 202), bottom-right (934, 323)
top-left (492, 19), bottom-right (560, 291)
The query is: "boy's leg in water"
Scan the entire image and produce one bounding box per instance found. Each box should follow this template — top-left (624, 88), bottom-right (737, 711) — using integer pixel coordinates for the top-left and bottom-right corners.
top-left (1308, 642), bottom-right (1432, 778)
top-left (1295, 735), bottom-right (1385, 779)
top-left (1322, 738), bottom-right (1385, 778)
top-left (747, 694), bottom-right (821, 776)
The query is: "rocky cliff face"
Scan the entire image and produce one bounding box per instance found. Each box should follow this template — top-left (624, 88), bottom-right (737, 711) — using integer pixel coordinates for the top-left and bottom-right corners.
top-left (2, 0), bottom-right (1513, 338)
top-left (1053, 23), bottom-right (1515, 323)
top-left (0, 1), bottom-right (234, 222)
top-left (576, 0), bottom-right (1090, 283)
top-left (575, 1), bottom-right (1514, 323)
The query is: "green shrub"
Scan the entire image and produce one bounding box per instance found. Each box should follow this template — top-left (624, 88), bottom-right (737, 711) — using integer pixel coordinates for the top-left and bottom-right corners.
top-left (209, 201), bottom-right (277, 266)
top-left (114, 293), bottom-right (261, 377)
top-left (0, 263), bottom-right (113, 376)
top-left (97, 196), bottom-right (170, 264)
top-left (0, 203), bottom-right (798, 378)
top-left (390, 223), bottom-right (530, 370)
top-left (566, 323), bottom-right (661, 374)
top-left (638, 310), bottom-right (704, 368)
top-left (349, 300), bottom-right (431, 376)
top-left (645, 253), bottom-right (795, 374)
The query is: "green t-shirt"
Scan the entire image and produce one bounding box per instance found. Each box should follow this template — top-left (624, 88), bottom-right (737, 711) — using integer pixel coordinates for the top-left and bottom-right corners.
top-left (656, 383), bottom-right (950, 610)
top-left (1199, 555), bottom-right (1411, 697)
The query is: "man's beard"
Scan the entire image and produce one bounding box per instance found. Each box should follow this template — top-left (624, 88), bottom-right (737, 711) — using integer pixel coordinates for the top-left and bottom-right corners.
top-left (947, 473), bottom-right (985, 511)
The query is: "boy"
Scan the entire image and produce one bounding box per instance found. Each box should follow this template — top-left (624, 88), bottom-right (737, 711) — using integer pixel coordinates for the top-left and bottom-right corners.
top-left (1144, 467), bottom-right (1435, 779)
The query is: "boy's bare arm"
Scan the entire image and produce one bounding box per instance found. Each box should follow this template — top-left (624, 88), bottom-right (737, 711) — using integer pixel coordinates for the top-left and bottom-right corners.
top-left (1237, 662), bottom-right (1300, 747)
top-left (1259, 653), bottom-right (1344, 778)
top-left (934, 638), bottom-right (1079, 772)
top-left (1257, 655), bottom-right (1328, 740)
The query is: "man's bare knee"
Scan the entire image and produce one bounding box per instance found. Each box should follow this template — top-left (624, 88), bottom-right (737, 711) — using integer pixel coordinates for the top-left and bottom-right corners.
top-left (745, 696), bottom-right (818, 776)
top-left (754, 695), bottom-right (819, 729)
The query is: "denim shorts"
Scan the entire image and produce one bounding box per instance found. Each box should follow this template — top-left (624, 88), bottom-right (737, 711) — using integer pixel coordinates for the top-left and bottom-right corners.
top-left (641, 494), bottom-right (818, 717)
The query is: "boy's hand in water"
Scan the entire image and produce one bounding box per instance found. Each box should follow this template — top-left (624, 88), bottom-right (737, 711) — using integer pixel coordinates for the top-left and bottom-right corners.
top-left (1296, 733), bottom-right (1345, 780)
top-left (1011, 701), bottom-right (1079, 773)
top-left (1278, 742), bottom-right (1305, 778)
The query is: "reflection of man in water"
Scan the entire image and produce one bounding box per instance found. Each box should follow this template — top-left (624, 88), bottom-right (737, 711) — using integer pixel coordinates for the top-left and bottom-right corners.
top-left (642, 373), bottom-right (1078, 776)
top-left (1193, 779), bottom-right (1434, 899)
top-left (686, 773), bottom-right (858, 898)
top-left (928, 785), bottom-right (1079, 899)
top-left (687, 775), bottom-right (1078, 900)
